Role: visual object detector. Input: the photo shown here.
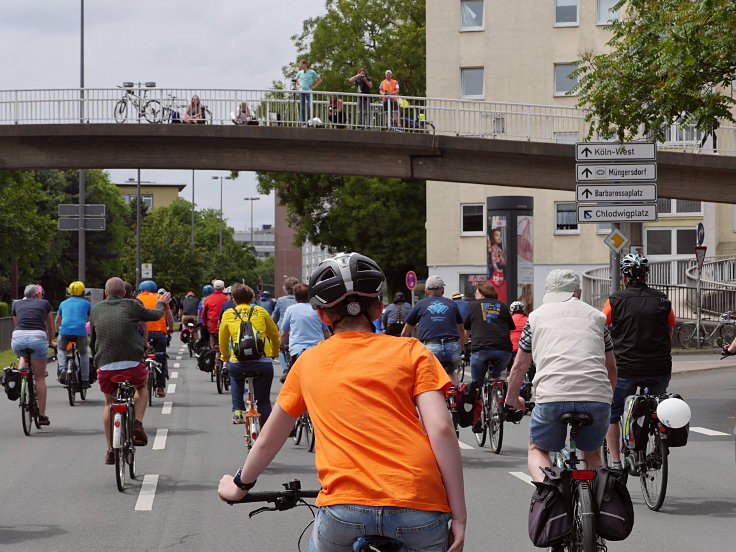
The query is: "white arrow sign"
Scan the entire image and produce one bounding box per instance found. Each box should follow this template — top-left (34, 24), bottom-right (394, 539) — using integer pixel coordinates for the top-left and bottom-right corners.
top-left (576, 163), bottom-right (657, 182)
top-left (576, 142), bottom-right (656, 161)
top-left (576, 183), bottom-right (657, 203)
top-left (577, 204), bottom-right (658, 223)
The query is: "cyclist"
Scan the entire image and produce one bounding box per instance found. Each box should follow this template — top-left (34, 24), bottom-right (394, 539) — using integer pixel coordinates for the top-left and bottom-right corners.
top-left (218, 285), bottom-right (236, 323)
top-left (55, 281), bottom-right (92, 389)
top-left (258, 290), bottom-right (274, 314)
top-left (89, 277), bottom-right (171, 464)
top-left (218, 253), bottom-right (466, 552)
top-left (219, 283), bottom-right (280, 424)
top-left (194, 284), bottom-right (214, 352)
top-left (506, 269), bottom-right (617, 481)
top-left (272, 276), bottom-right (300, 380)
top-left (202, 280), bottom-right (228, 349)
top-left (381, 291), bottom-right (412, 336)
top-left (401, 275), bottom-right (466, 385)
top-left (279, 283), bottom-right (331, 383)
top-left (451, 291), bottom-right (470, 320)
top-left (602, 254), bottom-right (676, 469)
top-left (137, 280), bottom-right (174, 397)
top-left (179, 291), bottom-right (200, 344)
top-left (10, 284), bottom-right (56, 426)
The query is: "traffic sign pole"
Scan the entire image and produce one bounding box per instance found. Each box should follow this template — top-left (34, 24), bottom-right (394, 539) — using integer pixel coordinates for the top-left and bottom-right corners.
top-left (611, 223), bottom-right (621, 292)
top-left (694, 245), bottom-right (707, 349)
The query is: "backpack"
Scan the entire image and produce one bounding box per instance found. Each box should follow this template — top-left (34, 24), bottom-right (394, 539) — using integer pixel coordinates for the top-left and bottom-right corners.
top-left (622, 394), bottom-right (649, 451)
top-left (385, 304), bottom-right (406, 336)
top-left (2, 366), bottom-right (21, 401)
top-left (658, 392), bottom-right (690, 447)
top-left (232, 307), bottom-right (266, 361)
top-left (454, 382), bottom-right (479, 427)
top-left (594, 467), bottom-right (635, 541)
top-left (197, 347), bottom-right (215, 373)
top-left (528, 466), bottom-right (572, 547)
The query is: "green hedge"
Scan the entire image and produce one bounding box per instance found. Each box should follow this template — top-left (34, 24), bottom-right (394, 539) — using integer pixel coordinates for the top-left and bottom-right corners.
top-left (0, 302), bottom-right (8, 318)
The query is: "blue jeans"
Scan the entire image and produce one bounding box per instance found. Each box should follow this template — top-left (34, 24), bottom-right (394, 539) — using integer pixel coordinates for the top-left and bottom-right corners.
top-left (300, 91), bottom-right (313, 122)
top-left (530, 401), bottom-right (611, 452)
top-left (470, 349), bottom-right (512, 383)
top-left (148, 331), bottom-right (168, 387)
top-left (11, 334), bottom-right (49, 360)
top-left (309, 505), bottom-right (451, 552)
top-left (229, 360), bottom-right (273, 424)
top-left (57, 334), bottom-right (90, 381)
top-left (423, 341), bottom-right (460, 375)
top-left (610, 374), bottom-right (671, 423)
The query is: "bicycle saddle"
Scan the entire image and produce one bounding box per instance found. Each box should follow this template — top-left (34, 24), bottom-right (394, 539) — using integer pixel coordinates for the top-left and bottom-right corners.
top-left (21, 348), bottom-right (35, 355)
top-left (232, 370), bottom-right (263, 380)
top-left (558, 412), bottom-right (594, 426)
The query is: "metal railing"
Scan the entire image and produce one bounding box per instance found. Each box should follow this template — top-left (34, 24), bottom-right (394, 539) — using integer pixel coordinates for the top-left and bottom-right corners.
top-left (1, 87), bottom-right (735, 154)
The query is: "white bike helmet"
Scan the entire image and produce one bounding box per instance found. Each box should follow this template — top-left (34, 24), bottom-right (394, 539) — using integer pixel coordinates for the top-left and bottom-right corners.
top-left (656, 397), bottom-right (691, 429)
top-left (510, 301), bottom-right (525, 314)
top-left (309, 252), bottom-right (385, 310)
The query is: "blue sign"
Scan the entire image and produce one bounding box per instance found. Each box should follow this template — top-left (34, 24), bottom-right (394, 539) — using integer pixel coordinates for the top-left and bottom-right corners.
top-left (405, 271), bottom-right (417, 290)
top-left (697, 223), bottom-right (705, 246)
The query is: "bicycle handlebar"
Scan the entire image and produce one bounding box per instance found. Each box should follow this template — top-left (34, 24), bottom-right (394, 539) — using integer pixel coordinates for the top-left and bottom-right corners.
top-left (226, 488), bottom-right (321, 505)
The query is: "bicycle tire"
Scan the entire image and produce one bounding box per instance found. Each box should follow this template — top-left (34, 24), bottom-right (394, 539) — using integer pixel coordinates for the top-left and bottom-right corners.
top-left (474, 387), bottom-right (488, 447)
top-left (458, 358), bottom-right (466, 383)
top-left (719, 323), bottom-right (736, 347)
top-left (188, 341), bottom-right (194, 358)
top-left (20, 377), bottom-right (32, 436)
top-left (306, 414), bottom-right (316, 453)
top-left (489, 387), bottom-right (504, 454)
top-left (67, 363), bottom-right (76, 407)
top-left (114, 411), bottom-right (126, 491)
top-left (574, 482), bottom-right (597, 552)
top-left (223, 369), bottom-right (230, 391)
top-left (127, 410), bottom-right (136, 480)
top-left (143, 100), bottom-right (161, 123)
top-left (80, 384), bottom-right (87, 401)
top-left (147, 371), bottom-right (153, 406)
top-left (215, 364), bottom-right (223, 394)
top-left (113, 99), bottom-right (128, 123)
top-left (678, 322), bottom-right (705, 349)
top-left (292, 418), bottom-right (303, 445)
top-left (640, 429), bottom-right (668, 511)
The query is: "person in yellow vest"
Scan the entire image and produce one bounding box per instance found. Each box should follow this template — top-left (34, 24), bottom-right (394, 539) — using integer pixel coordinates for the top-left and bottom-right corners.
top-left (137, 280), bottom-right (174, 397)
top-left (379, 70), bottom-right (401, 129)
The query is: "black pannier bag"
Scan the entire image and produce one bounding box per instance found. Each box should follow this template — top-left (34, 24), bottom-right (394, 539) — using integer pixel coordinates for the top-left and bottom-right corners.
top-left (2, 366), bottom-right (21, 401)
top-left (528, 467), bottom-right (572, 548)
top-left (594, 467), bottom-right (634, 541)
top-left (454, 382), bottom-right (479, 428)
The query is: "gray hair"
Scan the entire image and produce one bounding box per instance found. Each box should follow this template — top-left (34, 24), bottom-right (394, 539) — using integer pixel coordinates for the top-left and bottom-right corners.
top-left (23, 284), bottom-right (39, 298)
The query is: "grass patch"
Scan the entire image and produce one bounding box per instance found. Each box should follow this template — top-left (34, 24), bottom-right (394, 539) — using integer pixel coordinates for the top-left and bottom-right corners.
top-left (0, 349), bottom-right (20, 367)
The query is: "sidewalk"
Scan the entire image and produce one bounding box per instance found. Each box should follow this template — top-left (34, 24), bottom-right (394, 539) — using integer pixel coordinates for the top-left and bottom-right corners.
top-left (672, 350), bottom-right (736, 373)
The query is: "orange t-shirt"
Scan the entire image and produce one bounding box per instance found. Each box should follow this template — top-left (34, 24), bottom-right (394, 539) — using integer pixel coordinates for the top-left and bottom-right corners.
top-left (277, 332), bottom-right (451, 511)
top-left (137, 291), bottom-right (170, 332)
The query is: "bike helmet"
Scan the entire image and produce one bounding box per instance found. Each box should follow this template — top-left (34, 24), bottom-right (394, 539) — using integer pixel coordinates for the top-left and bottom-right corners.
top-left (139, 280), bottom-right (157, 292)
top-left (656, 397), bottom-right (691, 429)
top-left (309, 252), bottom-right (386, 309)
top-left (157, 288), bottom-right (167, 294)
top-left (186, 291), bottom-right (195, 297)
top-left (68, 281), bottom-right (85, 296)
top-left (202, 284), bottom-right (214, 296)
top-left (261, 290), bottom-right (270, 298)
top-left (620, 254), bottom-right (649, 280)
top-left (510, 301), bottom-right (525, 314)
top-left (224, 286), bottom-right (232, 294)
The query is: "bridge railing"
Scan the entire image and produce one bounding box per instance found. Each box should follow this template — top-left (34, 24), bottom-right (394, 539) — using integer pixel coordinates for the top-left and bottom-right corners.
top-left (1, 87), bottom-right (734, 154)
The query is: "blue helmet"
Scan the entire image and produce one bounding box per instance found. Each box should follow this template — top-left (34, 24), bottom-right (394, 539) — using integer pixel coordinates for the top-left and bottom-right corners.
top-left (202, 284), bottom-right (214, 296)
top-left (139, 280), bottom-right (157, 293)
top-left (261, 291), bottom-right (270, 298)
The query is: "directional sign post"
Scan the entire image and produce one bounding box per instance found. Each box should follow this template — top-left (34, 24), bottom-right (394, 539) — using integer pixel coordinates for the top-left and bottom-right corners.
top-left (577, 204), bottom-right (658, 223)
top-left (58, 218), bottom-right (107, 231)
top-left (58, 203), bottom-right (106, 231)
top-left (576, 183), bottom-right (657, 203)
top-left (576, 142), bottom-right (656, 162)
top-left (576, 163), bottom-right (657, 182)
top-left (694, 245), bottom-right (707, 348)
top-left (141, 263), bottom-right (153, 279)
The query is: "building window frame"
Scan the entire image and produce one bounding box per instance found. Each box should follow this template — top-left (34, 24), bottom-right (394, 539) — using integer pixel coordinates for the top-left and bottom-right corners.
top-left (554, 201), bottom-right (580, 235)
top-left (460, 0), bottom-right (485, 32)
top-left (122, 193), bottom-right (153, 210)
top-left (554, 63), bottom-right (579, 96)
top-left (657, 198), bottom-right (703, 217)
top-left (554, 0), bottom-right (579, 27)
top-left (644, 227), bottom-right (699, 258)
top-left (596, 0), bottom-right (621, 25)
top-left (460, 203), bottom-right (486, 236)
top-left (596, 222), bottom-right (613, 235)
top-left (460, 67), bottom-right (485, 99)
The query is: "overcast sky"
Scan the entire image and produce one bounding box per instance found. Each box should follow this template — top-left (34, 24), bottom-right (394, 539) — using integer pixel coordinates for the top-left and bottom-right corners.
top-left (1, 0), bottom-right (326, 232)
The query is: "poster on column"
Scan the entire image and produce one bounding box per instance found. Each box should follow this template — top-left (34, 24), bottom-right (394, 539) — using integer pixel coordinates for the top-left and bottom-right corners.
top-left (517, 215), bottom-right (534, 311)
top-left (487, 215), bottom-right (508, 303)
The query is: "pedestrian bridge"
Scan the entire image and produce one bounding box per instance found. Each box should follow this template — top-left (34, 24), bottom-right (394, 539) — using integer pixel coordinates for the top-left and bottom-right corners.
top-left (1, 87), bottom-right (735, 203)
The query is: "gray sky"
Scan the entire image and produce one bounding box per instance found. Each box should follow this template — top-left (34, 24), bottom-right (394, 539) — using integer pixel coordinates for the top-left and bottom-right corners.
top-left (1, 0), bottom-right (326, 232)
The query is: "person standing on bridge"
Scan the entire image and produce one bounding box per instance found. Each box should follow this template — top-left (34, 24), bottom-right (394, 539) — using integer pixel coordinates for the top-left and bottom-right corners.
top-left (349, 67), bottom-right (373, 127)
top-left (379, 70), bottom-right (400, 129)
top-left (294, 59), bottom-right (322, 124)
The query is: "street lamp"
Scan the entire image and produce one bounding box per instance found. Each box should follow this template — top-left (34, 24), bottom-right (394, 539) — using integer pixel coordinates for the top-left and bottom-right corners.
top-left (212, 175), bottom-right (232, 255)
top-left (244, 197), bottom-right (261, 248)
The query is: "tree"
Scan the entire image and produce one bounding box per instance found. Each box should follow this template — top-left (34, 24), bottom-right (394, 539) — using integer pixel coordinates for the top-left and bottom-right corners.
top-left (574, 0), bottom-right (736, 141)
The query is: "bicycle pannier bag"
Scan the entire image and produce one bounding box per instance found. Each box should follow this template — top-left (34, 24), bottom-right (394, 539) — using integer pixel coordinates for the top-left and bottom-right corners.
top-left (180, 327), bottom-right (190, 344)
top-left (658, 393), bottom-right (689, 447)
top-left (455, 382), bottom-right (479, 428)
top-left (197, 347), bottom-right (215, 373)
top-left (622, 395), bottom-right (649, 451)
top-left (2, 366), bottom-right (21, 401)
top-left (528, 467), bottom-right (572, 547)
top-left (594, 468), bottom-right (634, 541)
top-left (232, 307), bottom-right (266, 361)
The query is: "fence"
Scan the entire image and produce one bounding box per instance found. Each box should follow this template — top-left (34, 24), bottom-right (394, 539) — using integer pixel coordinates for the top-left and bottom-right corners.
top-left (0, 318), bottom-right (13, 352)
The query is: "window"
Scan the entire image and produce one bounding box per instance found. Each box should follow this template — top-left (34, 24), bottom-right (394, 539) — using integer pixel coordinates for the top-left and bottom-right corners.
top-left (554, 131), bottom-right (579, 144)
top-left (461, 67), bottom-right (484, 98)
top-left (597, 222), bottom-right (613, 234)
top-left (460, 0), bottom-right (484, 30)
top-left (554, 63), bottom-right (579, 95)
top-left (555, 202), bottom-right (578, 233)
top-left (122, 193), bottom-right (153, 209)
top-left (555, 0), bottom-right (577, 24)
top-left (657, 198), bottom-right (702, 216)
top-left (645, 228), bottom-right (698, 256)
top-left (597, 0), bottom-right (620, 23)
top-left (461, 204), bottom-right (485, 235)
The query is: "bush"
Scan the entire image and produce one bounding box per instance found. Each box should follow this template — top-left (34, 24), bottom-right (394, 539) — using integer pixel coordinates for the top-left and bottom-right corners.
top-left (0, 302), bottom-right (8, 318)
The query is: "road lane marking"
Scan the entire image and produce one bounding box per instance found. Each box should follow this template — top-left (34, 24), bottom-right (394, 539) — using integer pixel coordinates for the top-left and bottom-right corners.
top-left (690, 426), bottom-right (730, 436)
top-left (162, 401), bottom-right (173, 415)
top-left (152, 429), bottom-right (168, 450)
top-left (510, 472), bottom-right (534, 486)
top-left (167, 383), bottom-right (176, 394)
top-left (135, 474), bottom-right (160, 511)
top-left (173, 362), bottom-right (181, 368)
top-left (458, 440), bottom-right (474, 450)
top-left (171, 371), bottom-right (178, 379)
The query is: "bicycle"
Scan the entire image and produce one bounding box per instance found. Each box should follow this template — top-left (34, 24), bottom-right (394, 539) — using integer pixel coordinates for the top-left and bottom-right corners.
top-left (214, 345), bottom-right (230, 394)
top-left (113, 85), bottom-right (161, 123)
top-left (62, 339), bottom-right (87, 406)
top-left (144, 352), bottom-right (163, 407)
top-left (110, 375), bottom-right (137, 492)
top-left (292, 411), bottom-right (315, 453)
top-left (226, 479), bottom-right (404, 551)
top-left (18, 348), bottom-right (41, 436)
top-left (185, 321), bottom-right (196, 358)
top-left (678, 310), bottom-right (736, 348)
top-left (232, 369), bottom-right (263, 449)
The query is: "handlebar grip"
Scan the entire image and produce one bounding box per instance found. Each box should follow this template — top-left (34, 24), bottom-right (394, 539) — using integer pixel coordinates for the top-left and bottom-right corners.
top-left (227, 489), bottom-right (321, 504)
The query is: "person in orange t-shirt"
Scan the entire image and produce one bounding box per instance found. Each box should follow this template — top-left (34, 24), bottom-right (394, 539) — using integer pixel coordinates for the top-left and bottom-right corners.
top-left (137, 280), bottom-right (174, 397)
top-left (219, 253), bottom-right (466, 552)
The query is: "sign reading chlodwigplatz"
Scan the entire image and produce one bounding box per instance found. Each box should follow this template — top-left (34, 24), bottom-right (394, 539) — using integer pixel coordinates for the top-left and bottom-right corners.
top-left (577, 204), bottom-right (658, 223)
top-left (576, 183), bottom-right (657, 203)
top-left (575, 142), bottom-right (656, 162)
top-left (576, 163), bottom-right (657, 182)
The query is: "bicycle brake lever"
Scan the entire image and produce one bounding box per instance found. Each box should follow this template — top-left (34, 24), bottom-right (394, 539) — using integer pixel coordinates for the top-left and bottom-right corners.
top-left (248, 506), bottom-right (277, 518)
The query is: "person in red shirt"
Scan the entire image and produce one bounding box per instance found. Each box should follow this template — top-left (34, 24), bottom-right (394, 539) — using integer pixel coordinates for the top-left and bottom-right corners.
top-left (509, 301), bottom-right (528, 354)
top-left (202, 280), bottom-right (228, 348)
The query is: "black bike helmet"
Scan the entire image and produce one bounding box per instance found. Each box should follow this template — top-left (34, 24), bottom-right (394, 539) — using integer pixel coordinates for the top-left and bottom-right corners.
top-left (620, 253), bottom-right (650, 280)
top-left (309, 252), bottom-right (386, 309)
top-left (509, 301), bottom-right (525, 314)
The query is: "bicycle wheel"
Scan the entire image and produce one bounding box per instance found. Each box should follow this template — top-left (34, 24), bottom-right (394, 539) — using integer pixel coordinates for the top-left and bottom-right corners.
top-left (143, 100), bottom-right (161, 123)
top-left (79, 354), bottom-right (87, 400)
top-left (215, 364), bottom-right (223, 394)
top-left (67, 362), bottom-right (77, 407)
top-left (474, 389), bottom-right (488, 447)
top-left (20, 377), bottom-right (32, 436)
top-left (292, 418), bottom-right (303, 444)
top-left (678, 322), bottom-right (705, 348)
top-left (188, 341), bottom-right (194, 358)
top-left (127, 411), bottom-right (136, 479)
top-left (640, 429), bottom-right (668, 511)
top-left (223, 368), bottom-right (230, 391)
top-left (306, 414), bottom-right (316, 453)
top-left (489, 388), bottom-right (505, 454)
top-left (719, 323), bottom-right (736, 347)
top-left (113, 100), bottom-right (128, 123)
top-left (114, 412), bottom-right (126, 491)
top-left (573, 482), bottom-right (597, 552)
top-left (458, 358), bottom-right (467, 383)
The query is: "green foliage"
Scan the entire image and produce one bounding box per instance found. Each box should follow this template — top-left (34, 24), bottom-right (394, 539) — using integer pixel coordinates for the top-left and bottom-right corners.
top-left (574, 0), bottom-right (736, 141)
top-left (0, 302), bottom-right (8, 318)
top-left (254, 256), bottom-right (275, 292)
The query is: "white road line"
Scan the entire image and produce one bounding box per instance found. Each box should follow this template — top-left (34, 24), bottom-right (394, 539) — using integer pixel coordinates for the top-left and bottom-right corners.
top-left (173, 362), bottom-right (181, 368)
top-left (167, 383), bottom-right (176, 394)
top-left (134, 474), bottom-right (160, 511)
top-left (689, 426), bottom-right (730, 436)
top-left (171, 371), bottom-right (178, 379)
top-left (152, 429), bottom-right (168, 450)
top-left (510, 472), bottom-right (534, 487)
top-left (162, 401), bottom-right (173, 415)
top-left (458, 440), bottom-right (474, 450)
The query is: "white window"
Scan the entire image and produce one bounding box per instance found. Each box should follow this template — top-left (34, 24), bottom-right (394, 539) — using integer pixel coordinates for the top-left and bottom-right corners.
top-left (555, 0), bottom-right (578, 25)
top-left (461, 67), bottom-right (484, 98)
top-left (460, 0), bottom-right (484, 30)
top-left (554, 131), bottom-right (579, 144)
top-left (554, 63), bottom-right (579, 95)
top-left (645, 228), bottom-right (698, 257)
top-left (597, 0), bottom-right (621, 23)
top-left (555, 202), bottom-right (579, 233)
top-left (122, 193), bottom-right (153, 209)
top-left (597, 222), bottom-right (613, 234)
top-left (461, 204), bottom-right (485, 235)
top-left (657, 198), bottom-right (702, 216)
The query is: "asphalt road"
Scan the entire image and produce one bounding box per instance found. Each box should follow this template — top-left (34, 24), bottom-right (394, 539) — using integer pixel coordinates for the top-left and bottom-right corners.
top-left (0, 344), bottom-right (734, 551)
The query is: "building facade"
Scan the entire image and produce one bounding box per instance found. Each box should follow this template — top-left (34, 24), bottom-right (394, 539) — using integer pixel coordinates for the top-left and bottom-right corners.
top-left (115, 179), bottom-right (186, 209)
top-left (234, 224), bottom-right (275, 259)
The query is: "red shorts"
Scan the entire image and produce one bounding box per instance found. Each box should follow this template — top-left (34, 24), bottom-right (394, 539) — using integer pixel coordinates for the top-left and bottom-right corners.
top-left (97, 363), bottom-right (147, 395)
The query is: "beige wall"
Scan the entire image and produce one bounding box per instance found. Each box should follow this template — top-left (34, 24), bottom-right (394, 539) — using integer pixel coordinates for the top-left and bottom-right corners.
top-left (117, 185), bottom-right (182, 208)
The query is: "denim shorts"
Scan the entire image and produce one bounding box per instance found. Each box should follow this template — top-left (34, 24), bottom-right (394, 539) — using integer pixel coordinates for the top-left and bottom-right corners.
top-left (530, 401), bottom-right (611, 452)
top-left (11, 334), bottom-right (49, 360)
top-left (610, 374), bottom-right (671, 423)
top-left (309, 505), bottom-right (451, 552)
top-left (423, 341), bottom-right (460, 375)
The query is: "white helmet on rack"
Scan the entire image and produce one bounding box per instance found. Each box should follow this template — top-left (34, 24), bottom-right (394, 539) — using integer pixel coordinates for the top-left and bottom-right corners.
top-left (656, 397), bottom-right (691, 428)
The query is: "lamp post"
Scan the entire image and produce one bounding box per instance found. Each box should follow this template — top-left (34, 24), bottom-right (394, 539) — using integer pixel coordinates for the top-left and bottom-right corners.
top-left (244, 196), bottom-right (261, 248)
top-left (191, 170), bottom-right (195, 246)
top-left (78, 0), bottom-right (85, 282)
top-left (212, 175), bottom-right (232, 255)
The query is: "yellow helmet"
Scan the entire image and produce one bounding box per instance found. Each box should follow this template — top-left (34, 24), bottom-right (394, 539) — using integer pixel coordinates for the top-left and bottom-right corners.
top-left (69, 281), bottom-right (86, 296)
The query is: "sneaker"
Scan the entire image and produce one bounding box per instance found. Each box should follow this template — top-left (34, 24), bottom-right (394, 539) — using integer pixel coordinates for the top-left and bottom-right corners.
top-left (156, 387), bottom-right (166, 398)
top-left (58, 370), bottom-right (67, 385)
top-left (232, 411), bottom-right (245, 424)
top-left (471, 421), bottom-right (483, 433)
top-left (104, 449), bottom-right (115, 465)
top-left (132, 420), bottom-right (148, 446)
top-left (81, 381), bottom-right (91, 389)
top-left (280, 369), bottom-right (290, 384)
top-left (37, 415), bottom-right (50, 426)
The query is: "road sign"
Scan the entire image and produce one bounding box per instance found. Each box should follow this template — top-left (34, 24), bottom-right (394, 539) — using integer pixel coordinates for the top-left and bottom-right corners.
top-left (604, 229), bottom-right (630, 254)
top-left (141, 263), bottom-right (153, 279)
top-left (697, 222), bottom-right (705, 246)
top-left (576, 183), bottom-right (657, 203)
top-left (577, 204), bottom-right (658, 223)
top-left (575, 142), bottom-right (656, 162)
top-left (58, 204), bottom-right (106, 217)
top-left (405, 271), bottom-right (417, 290)
top-left (694, 246), bottom-right (707, 269)
top-left (576, 163), bottom-right (657, 182)
top-left (58, 218), bottom-right (107, 231)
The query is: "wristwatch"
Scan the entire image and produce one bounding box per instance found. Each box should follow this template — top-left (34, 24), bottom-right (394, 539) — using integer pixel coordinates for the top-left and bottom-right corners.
top-left (233, 469), bottom-right (257, 491)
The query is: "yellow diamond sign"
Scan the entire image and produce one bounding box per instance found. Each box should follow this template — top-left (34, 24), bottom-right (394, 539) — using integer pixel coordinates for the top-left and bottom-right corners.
top-left (604, 229), bottom-right (629, 254)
